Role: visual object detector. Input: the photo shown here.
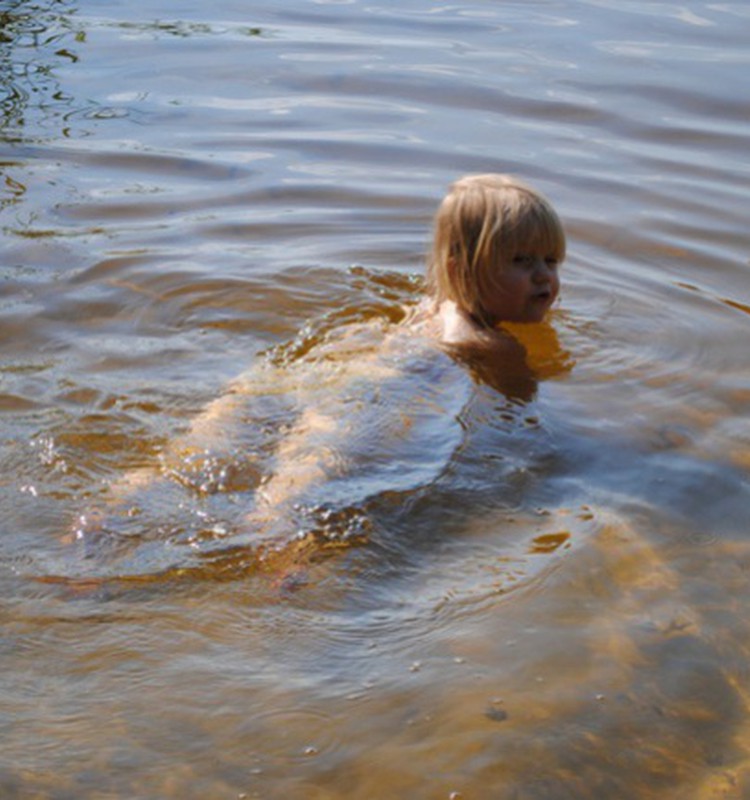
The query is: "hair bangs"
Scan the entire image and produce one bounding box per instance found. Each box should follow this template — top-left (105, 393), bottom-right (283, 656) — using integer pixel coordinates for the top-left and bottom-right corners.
top-left (499, 199), bottom-right (566, 263)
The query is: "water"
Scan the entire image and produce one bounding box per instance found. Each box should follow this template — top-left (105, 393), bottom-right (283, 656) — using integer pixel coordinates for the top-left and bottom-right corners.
top-left (1, 0), bottom-right (749, 797)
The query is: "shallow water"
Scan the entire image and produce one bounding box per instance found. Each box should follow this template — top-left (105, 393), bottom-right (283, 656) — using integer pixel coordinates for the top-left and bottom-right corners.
top-left (1, 0), bottom-right (750, 797)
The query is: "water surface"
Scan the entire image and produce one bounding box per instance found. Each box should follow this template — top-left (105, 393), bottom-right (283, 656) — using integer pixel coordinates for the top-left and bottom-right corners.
top-left (1, 0), bottom-right (749, 797)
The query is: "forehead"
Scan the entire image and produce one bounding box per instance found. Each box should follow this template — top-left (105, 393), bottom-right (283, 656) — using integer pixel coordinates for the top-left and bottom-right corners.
top-left (501, 212), bottom-right (565, 256)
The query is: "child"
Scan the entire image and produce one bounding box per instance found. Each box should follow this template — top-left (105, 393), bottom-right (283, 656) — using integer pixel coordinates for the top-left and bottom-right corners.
top-left (67, 174), bottom-right (566, 580)
top-left (230, 173), bottom-right (566, 542)
top-left (409, 173), bottom-right (565, 349)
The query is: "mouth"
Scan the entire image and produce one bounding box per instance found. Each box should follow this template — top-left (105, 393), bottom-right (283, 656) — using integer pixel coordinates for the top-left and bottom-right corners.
top-left (532, 291), bottom-right (552, 302)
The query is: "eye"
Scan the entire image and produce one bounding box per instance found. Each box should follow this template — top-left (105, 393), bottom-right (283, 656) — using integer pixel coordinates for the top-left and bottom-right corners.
top-left (512, 254), bottom-right (533, 267)
top-left (545, 256), bottom-right (559, 268)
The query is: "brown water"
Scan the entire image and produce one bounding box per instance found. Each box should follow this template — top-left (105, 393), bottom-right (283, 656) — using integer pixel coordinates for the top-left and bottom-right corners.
top-left (2, 0), bottom-right (750, 797)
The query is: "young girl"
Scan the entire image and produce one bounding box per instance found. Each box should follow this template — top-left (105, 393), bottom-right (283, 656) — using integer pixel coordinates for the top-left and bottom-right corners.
top-left (410, 172), bottom-right (565, 349)
top-left (69, 174), bottom-right (566, 580)
top-left (196, 172), bottom-right (565, 504)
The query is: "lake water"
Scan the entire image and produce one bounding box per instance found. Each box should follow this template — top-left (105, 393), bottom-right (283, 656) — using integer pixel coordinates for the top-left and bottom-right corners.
top-left (2, 0), bottom-right (749, 797)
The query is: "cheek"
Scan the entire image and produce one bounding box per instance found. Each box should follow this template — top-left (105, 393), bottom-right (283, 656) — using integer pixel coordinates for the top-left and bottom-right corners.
top-left (501, 269), bottom-right (529, 292)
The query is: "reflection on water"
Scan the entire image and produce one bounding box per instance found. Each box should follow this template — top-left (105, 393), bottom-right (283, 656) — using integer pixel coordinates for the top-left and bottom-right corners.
top-left (1, 0), bottom-right (750, 797)
top-left (0, 0), bottom-right (82, 139)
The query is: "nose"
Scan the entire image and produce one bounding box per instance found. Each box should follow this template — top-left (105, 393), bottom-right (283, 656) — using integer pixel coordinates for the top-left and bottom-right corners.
top-left (532, 257), bottom-right (552, 282)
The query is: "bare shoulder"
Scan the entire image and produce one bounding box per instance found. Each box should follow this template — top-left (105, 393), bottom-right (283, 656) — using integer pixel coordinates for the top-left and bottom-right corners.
top-left (406, 299), bottom-right (514, 353)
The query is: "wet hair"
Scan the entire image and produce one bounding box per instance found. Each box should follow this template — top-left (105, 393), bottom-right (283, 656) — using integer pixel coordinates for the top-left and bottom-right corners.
top-left (426, 174), bottom-right (566, 327)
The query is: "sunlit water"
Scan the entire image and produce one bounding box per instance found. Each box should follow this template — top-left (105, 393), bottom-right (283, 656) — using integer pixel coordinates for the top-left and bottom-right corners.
top-left (1, 1), bottom-right (749, 797)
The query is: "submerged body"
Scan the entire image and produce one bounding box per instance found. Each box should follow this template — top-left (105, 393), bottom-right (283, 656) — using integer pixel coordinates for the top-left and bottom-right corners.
top-left (68, 301), bottom-right (563, 582)
top-left (69, 317), bottom-right (478, 577)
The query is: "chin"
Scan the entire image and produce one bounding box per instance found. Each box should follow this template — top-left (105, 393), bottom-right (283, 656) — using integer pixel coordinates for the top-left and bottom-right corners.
top-left (525, 302), bottom-right (553, 323)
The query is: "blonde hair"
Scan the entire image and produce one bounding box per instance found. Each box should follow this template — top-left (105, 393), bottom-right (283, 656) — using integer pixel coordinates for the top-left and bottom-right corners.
top-left (427, 174), bottom-right (566, 326)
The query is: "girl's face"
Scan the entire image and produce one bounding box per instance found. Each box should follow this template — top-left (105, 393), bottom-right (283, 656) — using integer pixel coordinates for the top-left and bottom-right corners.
top-left (480, 251), bottom-right (560, 324)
